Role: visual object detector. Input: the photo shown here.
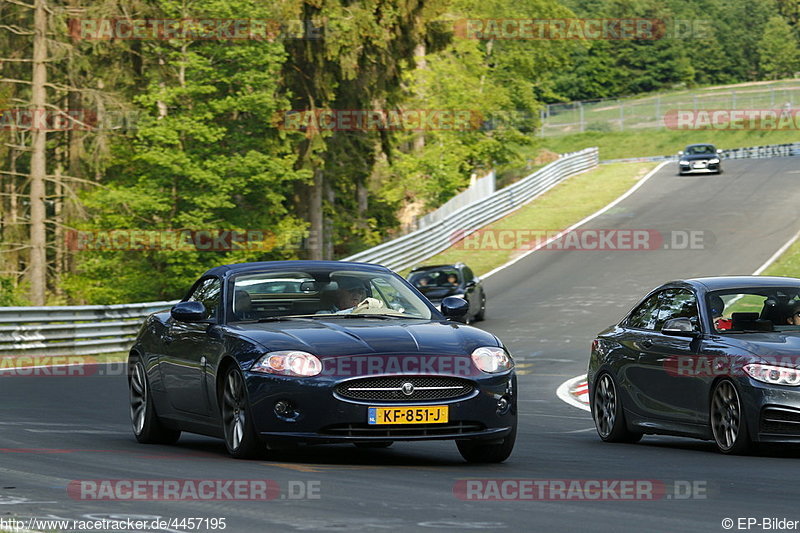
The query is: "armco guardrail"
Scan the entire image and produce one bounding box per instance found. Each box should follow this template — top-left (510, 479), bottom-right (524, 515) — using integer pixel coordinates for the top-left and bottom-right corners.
top-left (343, 147), bottom-right (599, 272)
top-left (0, 300), bottom-right (176, 357)
top-left (1, 140), bottom-right (794, 358)
top-left (601, 142), bottom-right (800, 164)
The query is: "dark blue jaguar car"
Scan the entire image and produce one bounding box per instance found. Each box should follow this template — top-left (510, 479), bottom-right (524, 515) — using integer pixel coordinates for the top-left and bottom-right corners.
top-left (129, 261), bottom-right (516, 461)
top-left (589, 276), bottom-right (800, 454)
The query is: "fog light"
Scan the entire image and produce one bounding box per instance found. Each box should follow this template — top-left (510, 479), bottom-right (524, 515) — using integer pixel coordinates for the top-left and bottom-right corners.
top-left (274, 400), bottom-right (293, 417)
top-left (497, 396), bottom-right (510, 414)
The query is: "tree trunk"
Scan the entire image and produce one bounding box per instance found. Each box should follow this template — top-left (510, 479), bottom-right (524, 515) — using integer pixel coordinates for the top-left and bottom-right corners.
top-left (324, 179), bottom-right (334, 260)
top-left (28, 0), bottom-right (48, 305)
top-left (413, 42), bottom-right (426, 153)
top-left (53, 164), bottom-right (64, 300)
top-left (3, 149), bottom-right (20, 279)
top-left (308, 167), bottom-right (324, 260)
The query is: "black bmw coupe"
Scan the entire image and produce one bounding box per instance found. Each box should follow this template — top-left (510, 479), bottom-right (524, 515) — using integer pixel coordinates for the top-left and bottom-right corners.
top-left (129, 261), bottom-right (517, 461)
top-left (589, 276), bottom-right (800, 454)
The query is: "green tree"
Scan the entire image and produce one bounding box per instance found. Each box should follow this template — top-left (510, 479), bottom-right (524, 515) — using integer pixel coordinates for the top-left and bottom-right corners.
top-left (64, 0), bottom-right (308, 303)
top-left (758, 16), bottom-right (800, 79)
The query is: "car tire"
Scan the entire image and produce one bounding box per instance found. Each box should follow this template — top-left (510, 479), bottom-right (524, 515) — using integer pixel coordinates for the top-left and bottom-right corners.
top-left (129, 357), bottom-right (181, 445)
top-left (592, 373), bottom-right (643, 443)
top-left (456, 423), bottom-right (516, 463)
top-left (710, 379), bottom-right (752, 455)
top-left (354, 441), bottom-right (393, 449)
top-left (220, 365), bottom-right (263, 459)
top-left (474, 294), bottom-right (486, 322)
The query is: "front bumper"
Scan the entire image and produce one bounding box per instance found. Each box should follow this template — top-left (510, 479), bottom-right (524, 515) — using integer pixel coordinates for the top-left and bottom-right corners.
top-left (739, 379), bottom-right (800, 444)
top-left (678, 160), bottom-right (721, 174)
top-left (243, 371), bottom-right (517, 444)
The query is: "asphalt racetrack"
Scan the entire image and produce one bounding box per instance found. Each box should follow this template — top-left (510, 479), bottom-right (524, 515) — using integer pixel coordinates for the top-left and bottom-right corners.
top-left (3, 158), bottom-right (800, 532)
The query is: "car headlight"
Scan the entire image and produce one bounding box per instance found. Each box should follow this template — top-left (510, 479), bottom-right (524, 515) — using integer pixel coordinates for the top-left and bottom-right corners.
top-left (709, 158), bottom-right (720, 164)
top-left (743, 363), bottom-right (800, 386)
top-left (471, 346), bottom-right (513, 373)
top-left (251, 350), bottom-right (322, 377)
top-left (679, 160), bottom-right (689, 165)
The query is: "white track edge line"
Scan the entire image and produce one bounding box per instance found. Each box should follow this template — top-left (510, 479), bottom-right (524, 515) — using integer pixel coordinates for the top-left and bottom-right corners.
top-left (482, 161), bottom-right (669, 280)
top-left (752, 229), bottom-right (800, 275)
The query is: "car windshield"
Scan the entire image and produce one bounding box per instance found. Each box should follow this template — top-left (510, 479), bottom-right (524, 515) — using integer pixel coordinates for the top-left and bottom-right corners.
top-left (707, 287), bottom-right (800, 333)
top-left (409, 268), bottom-right (461, 288)
top-left (685, 145), bottom-right (716, 155)
top-left (229, 269), bottom-right (433, 321)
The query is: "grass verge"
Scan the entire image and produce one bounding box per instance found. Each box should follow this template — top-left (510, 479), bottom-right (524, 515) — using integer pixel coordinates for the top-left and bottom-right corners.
top-left (763, 235), bottom-right (800, 278)
top-left (420, 161), bottom-right (659, 276)
top-left (538, 129), bottom-right (800, 161)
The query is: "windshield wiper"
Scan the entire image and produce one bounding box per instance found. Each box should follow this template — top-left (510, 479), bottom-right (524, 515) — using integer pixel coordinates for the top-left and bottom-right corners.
top-left (255, 316), bottom-right (313, 322)
top-left (315, 313), bottom-right (419, 319)
top-left (719, 330), bottom-right (771, 334)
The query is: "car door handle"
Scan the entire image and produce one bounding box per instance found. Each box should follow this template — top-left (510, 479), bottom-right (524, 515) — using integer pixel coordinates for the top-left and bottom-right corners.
top-left (163, 335), bottom-right (174, 345)
top-left (641, 339), bottom-right (653, 348)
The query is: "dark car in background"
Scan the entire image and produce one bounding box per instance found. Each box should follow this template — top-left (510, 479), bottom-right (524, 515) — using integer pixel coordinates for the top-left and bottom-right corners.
top-left (588, 276), bottom-right (800, 454)
top-left (129, 261), bottom-right (516, 462)
top-left (407, 263), bottom-right (486, 324)
top-left (677, 144), bottom-right (723, 175)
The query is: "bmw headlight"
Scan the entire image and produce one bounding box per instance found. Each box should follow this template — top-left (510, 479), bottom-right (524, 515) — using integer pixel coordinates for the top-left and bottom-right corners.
top-left (709, 158), bottom-right (720, 164)
top-left (743, 363), bottom-right (800, 386)
top-left (251, 350), bottom-right (322, 377)
top-left (679, 160), bottom-right (689, 165)
top-left (471, 346), bottom-right (513, 373)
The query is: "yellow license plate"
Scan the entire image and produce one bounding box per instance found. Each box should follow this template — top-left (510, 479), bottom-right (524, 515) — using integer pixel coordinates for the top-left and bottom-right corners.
top-left (368, 406), bottom-right (448, 425)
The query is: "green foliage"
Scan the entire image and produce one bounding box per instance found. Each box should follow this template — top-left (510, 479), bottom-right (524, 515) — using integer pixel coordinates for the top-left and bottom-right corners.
top-left (6, 0), bottom-right (799, 304)
top-left (64, 0), bottom-right (310, 303)
top-left (554, 0), bottom-right (796, 100)
top-left (0, 277), bottom-right (27, 307)
top-left (759, 16), bottom-right (800, 79)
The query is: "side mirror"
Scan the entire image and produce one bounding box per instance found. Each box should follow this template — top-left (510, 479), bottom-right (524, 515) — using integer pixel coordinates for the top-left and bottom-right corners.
top-left (662, 317), bottom-right (699, 337)
top-left (171, 301), bottom-right (208, 322)
top-left (716, 149), bottom-right (722, 154)
top-left (441, 297), bottom-right (469, 322)
top-left (465, 280), bottom-right (477, 288)
top-left (677, 151), bottom-right (684, 156)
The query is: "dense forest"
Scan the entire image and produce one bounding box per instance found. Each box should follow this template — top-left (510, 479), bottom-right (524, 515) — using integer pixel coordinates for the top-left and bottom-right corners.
top-left (0, 0), bottom-right (798, 305)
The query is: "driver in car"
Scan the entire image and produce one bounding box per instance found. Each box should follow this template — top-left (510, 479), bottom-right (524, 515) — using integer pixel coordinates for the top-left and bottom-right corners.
top-left (322, 276), bottom-right (383, 314)
top-left (336, 283), bottom-right (368, 313)
top-left (787, 302), bottom-right (800, 326)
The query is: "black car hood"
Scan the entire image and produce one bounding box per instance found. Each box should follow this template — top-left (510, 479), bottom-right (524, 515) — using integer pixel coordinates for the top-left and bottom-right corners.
top-left (228, 318), bottom-right (500, 356)
top-left (417, 286), bottom-right (464, 302)
top-left (716, 331), bottom-right (800, 359)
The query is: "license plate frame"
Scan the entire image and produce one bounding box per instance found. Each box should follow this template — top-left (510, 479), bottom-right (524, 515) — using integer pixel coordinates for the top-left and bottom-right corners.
top-left (368, 405), bottom-right (449, 425)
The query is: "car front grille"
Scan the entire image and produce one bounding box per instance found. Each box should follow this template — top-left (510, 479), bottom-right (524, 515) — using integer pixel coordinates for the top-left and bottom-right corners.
top-left (321, 421), bottom-right (485, 438)
top-left (335, 376), bottom-right (475, 402)
top-left (760, 406), bottom-right (800, 435)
